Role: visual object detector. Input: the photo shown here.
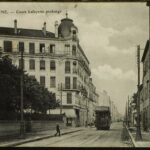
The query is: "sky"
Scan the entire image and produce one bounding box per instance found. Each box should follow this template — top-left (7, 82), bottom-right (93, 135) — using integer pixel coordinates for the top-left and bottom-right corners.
top-left (0, 2), bottom-right (148, 115)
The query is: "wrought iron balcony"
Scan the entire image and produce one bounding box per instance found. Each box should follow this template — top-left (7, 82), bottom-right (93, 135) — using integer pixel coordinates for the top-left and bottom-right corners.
top-left (58, 83), bottom-right (81, 92)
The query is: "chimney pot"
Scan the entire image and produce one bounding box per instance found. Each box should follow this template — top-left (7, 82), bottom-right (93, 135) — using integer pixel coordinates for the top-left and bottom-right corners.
top-left (43, 22), bottom-right (46, 36)
top-left (14, 19), bottom-right (17, 34)
top-left (55, 21), bottom-right (58, 38)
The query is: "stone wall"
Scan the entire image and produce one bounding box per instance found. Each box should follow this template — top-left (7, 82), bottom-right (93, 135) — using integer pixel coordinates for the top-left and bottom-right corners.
top-left (26, 121), bottom-right (66, 132)
top-left (0, 120), bottom-right (66, 137)
top-left (0, 121), bottom-right (20, 137)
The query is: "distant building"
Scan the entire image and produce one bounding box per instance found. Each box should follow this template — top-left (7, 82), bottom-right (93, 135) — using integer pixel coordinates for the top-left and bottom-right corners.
top-left (98, 90), bottom-right (121, 122)
top-left (0, 14), bottom-right (99, 127)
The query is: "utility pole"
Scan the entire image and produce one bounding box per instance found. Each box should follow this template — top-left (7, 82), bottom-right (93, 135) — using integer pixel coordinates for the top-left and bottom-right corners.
top-left (135, 45), bottom-right (142, 141)
top-left (126, 101), bottom-right (128, 126)
top-left (146, 0), bottom-right (150, 131)
top-left (20, 48), bottom-right (25, 138)
top-left (86, 96), bottom-right (88, 126)
top-left (128, 96), bottom-right (130, 127)
top-left (60, 83), bottom-right (63, 114)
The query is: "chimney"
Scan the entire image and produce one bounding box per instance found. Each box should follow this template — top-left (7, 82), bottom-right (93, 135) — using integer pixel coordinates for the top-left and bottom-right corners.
top-left (55, 21), bottom-right (58, 38)
top-left (43, 22), bottom-right (46, 36)
top-left (14, 19), bottom-right (17, 34)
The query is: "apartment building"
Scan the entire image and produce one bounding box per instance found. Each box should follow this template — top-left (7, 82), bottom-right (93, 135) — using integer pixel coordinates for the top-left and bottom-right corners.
top-left (0, 15), bottom-right (99, 127)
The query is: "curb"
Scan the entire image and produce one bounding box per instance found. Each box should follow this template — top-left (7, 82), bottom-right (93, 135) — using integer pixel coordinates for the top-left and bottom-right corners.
top-left (126, 128), bottom-right (137, 147)
top-left (1, 129), bottom-right (83, 147)
top-left (124, 125), bottom-right (138, 147)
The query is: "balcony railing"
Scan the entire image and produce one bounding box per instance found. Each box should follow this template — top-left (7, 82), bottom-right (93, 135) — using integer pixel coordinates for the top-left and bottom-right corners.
top-left (58, 83), bottom-right (81, 91)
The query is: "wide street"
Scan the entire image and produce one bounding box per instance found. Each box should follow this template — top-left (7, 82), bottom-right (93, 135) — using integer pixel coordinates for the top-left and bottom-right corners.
top-left (17, 122), bottom-right (131, 147)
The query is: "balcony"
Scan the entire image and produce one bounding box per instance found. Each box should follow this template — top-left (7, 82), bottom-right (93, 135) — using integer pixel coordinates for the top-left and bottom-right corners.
top-left (58, 83), bottom-right (81, 92)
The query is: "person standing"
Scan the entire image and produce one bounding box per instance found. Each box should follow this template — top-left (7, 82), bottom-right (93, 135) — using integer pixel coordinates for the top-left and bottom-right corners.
top-left (55, 124), bottom-right (61, 136)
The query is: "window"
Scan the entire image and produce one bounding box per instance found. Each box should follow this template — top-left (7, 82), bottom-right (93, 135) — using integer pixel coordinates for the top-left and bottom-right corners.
top-left (65, 44), bottom-right (70, 55)
top-left (19, 42), bottom-right (24, 52)
top-left (72, 45), bottom-right (76, 56)
top-left (39, 43), bottom-right (45, 53)
top-left (4, 41), bottom-right (12, 52)
top-left (50, 76), bottom-right (56, 88)
top-left (65, 61), bottom-right (70, 73)
top-left (73, 77), bottom-right (77, 89)
top-left (73, 30), bottom-right (76, 35)
top-left (29, 43), bottom-right (35, 54)
top-left (19, 59), bottom-right (24, 69)
top-left (147, 81), bottom-right (149, 99)
top-left (65, 77), bottom-right (70, 89)
top-left (40, 76), bottom-right (45, 87)
top-left (50, 60), bottom-right (56, 70)
top-left (40, 60), bottom-right (45, 70)
top-left (72, 30), bottom-right (77, 40)
top-left (67, 93), bottom-right (72, 104)
top-left (49, 44), bottom-right (55, 54)
top-left (73, 61), bottom-right (77, 74)
top-left (29, 59), bottom-right (35, 70)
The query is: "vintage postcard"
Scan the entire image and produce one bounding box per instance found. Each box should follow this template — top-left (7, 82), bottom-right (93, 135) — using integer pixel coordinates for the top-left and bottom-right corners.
top-left (0, 1), bottom-right (149, 147)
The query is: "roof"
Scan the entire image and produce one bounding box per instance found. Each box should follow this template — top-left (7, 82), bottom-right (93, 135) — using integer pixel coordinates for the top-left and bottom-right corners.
top-left (141, 40), bottom-right (149, 62)
top-left (0, 27), bottom-right (55, 38)
top-left (58, 17), bottom-right (78, 38)
top-left (78, 44), bottom-right (90, 64)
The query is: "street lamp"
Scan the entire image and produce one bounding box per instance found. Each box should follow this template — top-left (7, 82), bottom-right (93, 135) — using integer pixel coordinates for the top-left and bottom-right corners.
top-left (20, 47), bottom-right (25, 138)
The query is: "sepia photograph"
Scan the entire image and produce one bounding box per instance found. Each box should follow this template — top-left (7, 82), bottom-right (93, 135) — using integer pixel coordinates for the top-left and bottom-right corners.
top-left (0, 1), bottom-right (149, 147)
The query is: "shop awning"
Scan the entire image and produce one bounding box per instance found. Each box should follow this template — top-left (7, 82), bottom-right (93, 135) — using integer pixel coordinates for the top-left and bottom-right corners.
top-left (64, 109), bottom-right (76, 118)
top-left (48, 109), bottom-right (76, 118)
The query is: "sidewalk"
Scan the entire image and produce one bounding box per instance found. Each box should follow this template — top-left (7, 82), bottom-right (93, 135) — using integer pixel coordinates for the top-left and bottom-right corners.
top-left (128, 127), bottom-right (150, 147)
top-left (0, 127), bottom-right (85, 147)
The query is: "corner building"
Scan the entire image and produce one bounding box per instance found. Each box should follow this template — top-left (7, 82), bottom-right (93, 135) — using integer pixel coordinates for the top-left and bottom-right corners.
top-left (0, 15), bottom-right (99, 127)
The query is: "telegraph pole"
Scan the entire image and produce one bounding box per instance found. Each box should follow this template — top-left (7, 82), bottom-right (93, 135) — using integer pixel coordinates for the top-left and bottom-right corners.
top-left (146, 0), bottom-right (150, 131)
top-left (128, 96), bottom-right (130, 127)
top-left (60, 83), bottom-right (63, 114)
top-left (20, 48), bottom-right (25, 138)
top-left (135, 45), bottom-right (142, 141)
top-left (86, 96), bottom-right (88, 126)
top-left (126, 101), bottom-right (128, 126)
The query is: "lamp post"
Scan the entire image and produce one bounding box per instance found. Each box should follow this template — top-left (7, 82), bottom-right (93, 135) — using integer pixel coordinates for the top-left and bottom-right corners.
top-left (59, 83), bottom-right (63, 114)
top-left (20, 48), bottom-right (25, 138)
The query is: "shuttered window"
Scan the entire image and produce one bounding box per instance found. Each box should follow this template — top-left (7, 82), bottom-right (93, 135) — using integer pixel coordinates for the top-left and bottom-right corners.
top-left (40, 60), bottom-right (45, 70)
top-left (4, 41), bottom-right (12, 52)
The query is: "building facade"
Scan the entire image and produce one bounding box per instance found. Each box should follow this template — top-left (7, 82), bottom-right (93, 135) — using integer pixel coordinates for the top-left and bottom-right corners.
top-left (0, 15), bottom-right (99, 127)
top-left (140, 40), bottom-right (150, 131)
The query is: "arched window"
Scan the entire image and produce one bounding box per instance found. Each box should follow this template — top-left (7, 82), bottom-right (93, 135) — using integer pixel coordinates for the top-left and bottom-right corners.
top-left (65, 61), bottom-right (70, 73)
top-left (50, 60), bottom-right (56, 70)
top-left (73, 30), bottom-right (76, 35)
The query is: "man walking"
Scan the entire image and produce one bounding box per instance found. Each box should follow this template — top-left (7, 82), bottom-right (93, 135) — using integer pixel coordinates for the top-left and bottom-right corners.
top-left (55, 124), bottom-right (61, 136)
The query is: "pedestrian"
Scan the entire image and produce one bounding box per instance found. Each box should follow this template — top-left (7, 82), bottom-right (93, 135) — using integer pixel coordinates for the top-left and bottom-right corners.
top-left (55, 124), bottom-right (61, 136)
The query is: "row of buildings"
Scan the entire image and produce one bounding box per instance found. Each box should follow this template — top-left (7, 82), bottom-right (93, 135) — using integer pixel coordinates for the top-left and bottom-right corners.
top-left (0, 14), bottom-right (121, 127)
top-left (128, 40), bottom-right (150, 131)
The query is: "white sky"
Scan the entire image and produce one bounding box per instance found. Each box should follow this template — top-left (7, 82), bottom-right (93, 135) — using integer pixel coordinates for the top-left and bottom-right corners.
top-left (0, 2), bottom-right (148, 115)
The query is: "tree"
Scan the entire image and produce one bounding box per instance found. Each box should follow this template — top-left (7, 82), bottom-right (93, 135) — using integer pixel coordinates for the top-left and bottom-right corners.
top-left (0, 56), bottom-right (58, 119)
